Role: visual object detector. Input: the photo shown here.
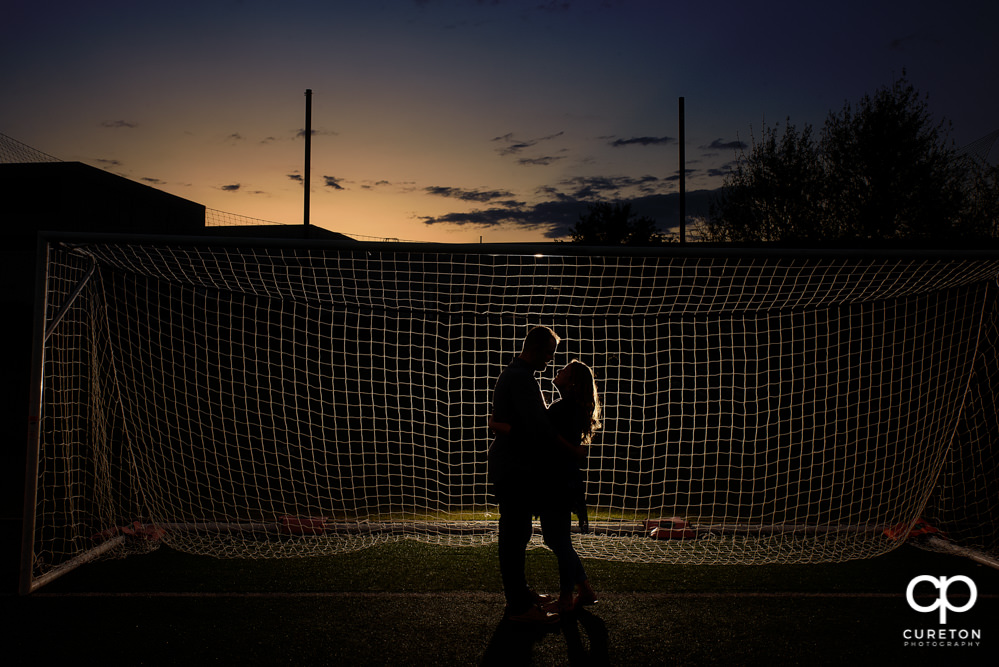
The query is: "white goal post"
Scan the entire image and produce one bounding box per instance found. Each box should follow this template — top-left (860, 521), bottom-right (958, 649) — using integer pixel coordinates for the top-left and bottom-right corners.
top-left (20, 234), bottom-right (999, 593)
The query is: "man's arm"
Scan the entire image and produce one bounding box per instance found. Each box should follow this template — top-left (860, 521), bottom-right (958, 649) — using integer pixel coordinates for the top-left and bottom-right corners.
top-left (510, 370), bottom-right (558, 444)
top-left (488, 414), bottom-right (511, 434)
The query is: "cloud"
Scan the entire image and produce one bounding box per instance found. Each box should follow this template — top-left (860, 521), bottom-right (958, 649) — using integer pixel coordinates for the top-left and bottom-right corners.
top-left (492, 131), bottom-right (564, 156)
top-left (518, 156), bottom-right (565, 166)
top-left (100, 120), bottom-right (137, 129)
top-left (419, 180), bottom-right (719, 240)
top-left (296, 128), bottom-right (337, 139)
top-left (706, 162), bottom-right (737, 178)
top-left (492, 135), bottom-right (533, 156)
top-left (141, 177), bottom-right (167, 185)
top-left (94, 158), bottom-right (122, 168)
top-left (288, 173), bottom-right (303, 183)
top-left (359, 179), bottom-right (418, 192)
top-left (702, 138), bottom-right (747, 151)
top-left (424, 185), bottom-right (515, 202)
top-left (610, 136), bottom-right (676, 147)
top-left (324, 175), bottom-right (345, 190)
top-left (218, 183), bottom-right (266, 194)
top-left (419, 199), bottom-right (586, 232)
top-left (663, 168), bottom-right (697, 182)
top-left (557, 174), bottom-right (662, 199)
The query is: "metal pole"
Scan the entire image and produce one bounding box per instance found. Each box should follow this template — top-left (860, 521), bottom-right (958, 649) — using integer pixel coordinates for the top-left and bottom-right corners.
top-left (679, 96), bottom-right (686, 244)
top-left (304, 89), bottom-right (312, 230)
top-left (19, 238), bottom-right (51, 594)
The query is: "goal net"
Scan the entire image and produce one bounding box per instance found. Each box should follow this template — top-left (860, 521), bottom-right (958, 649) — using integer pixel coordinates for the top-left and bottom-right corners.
top-left (21, 235), bottom-right (999, 592)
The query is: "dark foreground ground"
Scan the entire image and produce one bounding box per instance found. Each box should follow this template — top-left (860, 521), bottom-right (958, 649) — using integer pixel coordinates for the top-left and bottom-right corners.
top-left (4, 531), bottom-right (999, 666)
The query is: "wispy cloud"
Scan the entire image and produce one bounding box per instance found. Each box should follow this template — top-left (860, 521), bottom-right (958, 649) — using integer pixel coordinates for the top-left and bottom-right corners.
top-left (610, 136), bottom-right (675, 147)
top-left (705, 161), bottom-right (737, 178)
top-left (100, 120), bottom-right (137, 129)
top-left (663, 168), bottom-right (698, 182)
top-left (701, 138), bottom-right (747, 151)
top-left (296, 128), bottom-right (337, 139)
top-left (218, 183), bottom-right (267, 194)
top-left (324, 175), bottom-right (345, 190)
top-left (518, 155), bottom-right (566, 166)
top-left (424, 185), bottom-right (515, 203)
top-left (556, 174), bottom-right (662, 199)
top-left (492, 131), bottom-right (564, 156)
top-left (359, 179), bottom-right (418, 192)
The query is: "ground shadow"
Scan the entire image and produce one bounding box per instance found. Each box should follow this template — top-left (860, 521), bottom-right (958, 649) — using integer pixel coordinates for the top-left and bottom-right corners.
top-left (481, 608), bottom-right (609, 666)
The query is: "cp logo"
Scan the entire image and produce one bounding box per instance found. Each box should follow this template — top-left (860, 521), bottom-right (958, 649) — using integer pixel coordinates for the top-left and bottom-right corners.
top-left (906, 575), bottom-right (977, 624)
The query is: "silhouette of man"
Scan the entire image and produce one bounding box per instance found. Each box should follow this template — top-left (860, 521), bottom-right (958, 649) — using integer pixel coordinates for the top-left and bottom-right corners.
top-left (488, 325), bottom-right (562, 624)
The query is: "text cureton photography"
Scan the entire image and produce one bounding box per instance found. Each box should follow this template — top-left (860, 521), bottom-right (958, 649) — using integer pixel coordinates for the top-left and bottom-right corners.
top-left (903, 574), bottom-right (983, 649)
top-left (903, 627), bottom-right (982, 648)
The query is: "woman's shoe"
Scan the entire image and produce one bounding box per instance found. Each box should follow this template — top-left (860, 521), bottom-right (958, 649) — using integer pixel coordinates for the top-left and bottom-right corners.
top-left (529, 589), bottom-right (558, 612)
top-left (506, 604), bottom-right (560, 625)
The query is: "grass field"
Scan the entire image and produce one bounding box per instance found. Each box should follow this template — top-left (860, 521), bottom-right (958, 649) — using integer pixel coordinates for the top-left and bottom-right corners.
top-left (5, 530), bottom-right (999, 666)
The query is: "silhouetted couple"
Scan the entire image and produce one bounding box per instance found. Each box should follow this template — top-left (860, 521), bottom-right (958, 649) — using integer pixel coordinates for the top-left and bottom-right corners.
top-left (488, 326), bottom-right (600, 625)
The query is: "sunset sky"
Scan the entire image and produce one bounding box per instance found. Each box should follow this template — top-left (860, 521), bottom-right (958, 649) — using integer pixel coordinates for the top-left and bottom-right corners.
top-left (3, 0), bottom-right (997, 243)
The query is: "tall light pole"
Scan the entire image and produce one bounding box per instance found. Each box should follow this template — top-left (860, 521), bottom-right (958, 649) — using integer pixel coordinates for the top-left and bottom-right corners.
top-left (679, 96), bottom-right (686, 244)
top-left (304, 89), bottom-right (312, 230)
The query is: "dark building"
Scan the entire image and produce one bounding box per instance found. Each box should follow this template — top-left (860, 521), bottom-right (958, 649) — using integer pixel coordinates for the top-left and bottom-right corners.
top-left (1, 163), bottom-right (208, 581)
top-left (1, 161), bottom-right (206, 299)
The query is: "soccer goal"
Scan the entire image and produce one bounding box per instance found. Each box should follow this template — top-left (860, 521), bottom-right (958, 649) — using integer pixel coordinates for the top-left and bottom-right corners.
top-left (20, 234), bottom-right (999, 593)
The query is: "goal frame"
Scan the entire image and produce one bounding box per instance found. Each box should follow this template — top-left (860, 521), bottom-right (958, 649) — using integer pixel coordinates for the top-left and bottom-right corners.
top-left (20, 231), bottom-right (999, 594)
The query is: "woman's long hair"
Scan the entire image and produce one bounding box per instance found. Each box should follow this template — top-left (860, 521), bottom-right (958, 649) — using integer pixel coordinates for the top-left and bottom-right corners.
top-left (564, 360), bottom-right (602, 444)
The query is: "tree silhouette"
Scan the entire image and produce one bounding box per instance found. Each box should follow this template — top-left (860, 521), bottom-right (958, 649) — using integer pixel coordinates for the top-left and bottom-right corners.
top-left (706, 120), bottom-right (825, 243)
top-left (708, 74), bottom-right (997, 244)
top-left (570, 201), bottom-right (669, 245)
top-left (820, 76), bottom-right (966, 240)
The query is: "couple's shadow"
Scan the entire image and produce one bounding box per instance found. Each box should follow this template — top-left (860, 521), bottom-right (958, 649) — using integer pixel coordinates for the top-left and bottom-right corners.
top-left (481, 607), bottom-right (609, 666)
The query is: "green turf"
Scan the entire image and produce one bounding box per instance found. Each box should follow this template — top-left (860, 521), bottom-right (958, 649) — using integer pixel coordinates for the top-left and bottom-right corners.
top-left (34, 537), bottom-right (995, 595)
top-left (10, 539), bottom-right (999, 665)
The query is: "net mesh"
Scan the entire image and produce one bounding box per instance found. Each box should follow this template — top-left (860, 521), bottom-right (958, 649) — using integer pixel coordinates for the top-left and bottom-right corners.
top-left (25, 238), bottom-right (999, 590)
top-left (0, 131), bottom-right (61, 164)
